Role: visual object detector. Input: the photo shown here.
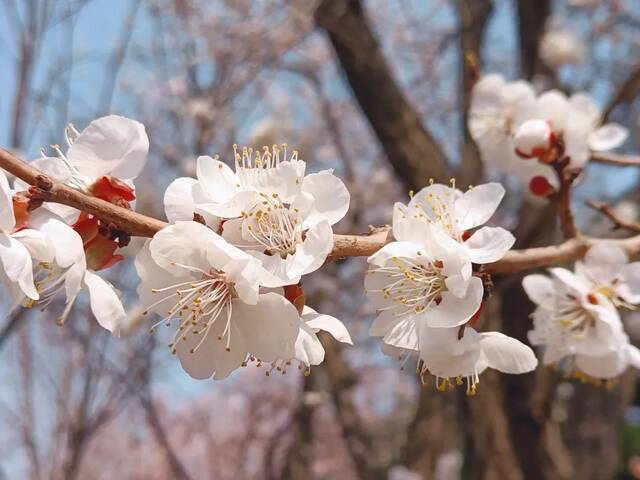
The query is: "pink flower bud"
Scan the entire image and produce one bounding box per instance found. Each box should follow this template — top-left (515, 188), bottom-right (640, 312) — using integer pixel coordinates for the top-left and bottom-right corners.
top-left (514, 119), bottom-right (553, 159)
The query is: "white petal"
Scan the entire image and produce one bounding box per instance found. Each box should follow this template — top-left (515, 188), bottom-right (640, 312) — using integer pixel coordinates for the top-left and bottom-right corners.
top-left (14, 156), bottom-right (73, 190)
top-left (196, 190), bottom-right (260, 219)
top-left (287, 220), bottom-right (333, 278)
top-left (83, 271), bottom-right (125, 336)
top-left (588, 123), bottom-right (629, 151)
top-left (383, 315), bottom-right (418, 350)
top-left (522, 274), bottom-right (554, 305)
top-left (626, 344), bottom-right (640, 370)
top-left (409, 184), bottom-right (461, 223)
top-left (368, 311), bottom-right (399, 336)
top-left (549, 267), bottom-right (591, 294)
top-left (424, 275), bottom-right (483, 328)
top-left (164, 177), bottom-right (198, 223)
top-left (455, 183), bottom-right (505, 230)
top-left (300, 170), bottom-right (350, 228)
top-left (367, 241), bottom-right (422, 267)
top-left (303, 307), bottom-right (352, 345)
top-left (536, 90), bottom-right (570, 131)
top-left (149, 221), bottom-right (216, 274)
top-left (295, 323), bottom-right (325, 366)
top-left (37, 218), bottom-right (84, 267)
top-left (618, 263), bottom-right (640, 304)
top-left (67, 115), bottom-right (149, 179)
top-left (575, 351), bottom-right (625, 379)
top-left (175, 317), bottom-right (247, 380)
top-left (582, 244), bottom-right (628, 282)
top-left (0, 234), bottom-right (37, 299)
top-left (464, 226), bottom-right (515, 264)
top-left (0, 170), bottom-right (15, 232)
top-left (233, 293), bottom-right (300, 362)
top-left (196, 156), bottom-right (238, 203)
top-left (479, 331), bottom-right (538, 374)
top-left (12, 229), bottom-right (53, 262)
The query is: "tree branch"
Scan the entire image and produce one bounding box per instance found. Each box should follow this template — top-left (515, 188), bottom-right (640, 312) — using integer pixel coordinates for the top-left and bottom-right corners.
top-left (315, 0), bottom-right (450, 190)
top-left (587, 199), bottom-right (640, 233)
top-left (4, 147), bottom-right (640, 274)
top-left (603, 64), bottom-right (640, 122)
top-left (590, 151), bottom-right (640, 166)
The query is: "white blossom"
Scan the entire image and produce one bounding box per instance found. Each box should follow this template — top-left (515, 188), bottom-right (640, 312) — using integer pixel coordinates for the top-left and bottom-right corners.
top-left (136, 221), bottom-right (301, 380)
top-left (523, 267), bottom-right (640, 379)
top-left (539, 28), bottom-right (586, 67)
top-left (513, 119), bottom-right (553, 158)
top-left (399, 182), bottom-right (515, 264)
top-left (163, 144), bottom-right (350, 285)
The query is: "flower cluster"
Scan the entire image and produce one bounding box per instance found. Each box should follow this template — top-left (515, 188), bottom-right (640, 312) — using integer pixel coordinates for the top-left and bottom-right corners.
top-left (1, 115), bottom-right (149, 335)
top-left (523, 244), bottom-right (640, 383)
top-left (365, 181), bottom-right (537, 394)
top-left (469, 74), bottom-right (628, 196)
top-left (4, 112), bottom-right (639, 391)
top-left (138, 143), bottom-right (353, 379)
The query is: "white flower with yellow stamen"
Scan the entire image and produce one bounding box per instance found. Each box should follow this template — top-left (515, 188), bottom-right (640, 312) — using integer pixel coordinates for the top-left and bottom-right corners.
top-left (365, 212), bottom-right (483, 349)
top-left (574, 244), bottom-right (640, 308)
top-left (523, 267), bottom-right (640, 380)
top-left (135, 221), bottom-right (300, 380)
top-left (399, 181), bottom-right (515, 265)
top-left (417, 325), bottom-right (537, 395)
top-left (163, 144), bottom-right (350, 285)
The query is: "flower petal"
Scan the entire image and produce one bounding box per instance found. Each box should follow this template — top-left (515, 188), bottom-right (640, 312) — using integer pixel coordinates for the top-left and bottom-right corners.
top-left (383, 315), bottom-right (418, 350)
top-left (522, 274), bottom-right (554, 306)
top-left (295, 322), bottom-right (325, 366)
top-left (287, 220), bottom-right (333, 278)
top-left (12, 229), bottom-right (53, 262)
top-left (464, 226), bottom-right (515, 264)
top-left (618, 263), bottom-right (640, 304)
top-left (424, 275), bottom-right (483, 328)
top-left (299, 170), bottom-right (350, 228)
top-left (149, 221), bottom-right (217, 274)
top-left (455, 183), bottom-right (505, 230)
top-left (479, 331), bottom-right (538, 374)
top-left (175, 317), bottom-right (247, 380)
top-left (581, 244), bottom-right (628, 283)
top-left (303, 307), bottom-right (352, 345)
top-left (575, 351), bottom-right (626, 379)
top-left (83, 271), bottom-right (125, 336)
top-left (67, 115), bottom-right (149, 179)
top-left (0, 233), bottom-right (37, 299)
top-left (233, 293), bottom-right (300, 362)
top-left (588, 123), bottom-right (629, 152)
top-left (196, 156), bottom-right (238, 203)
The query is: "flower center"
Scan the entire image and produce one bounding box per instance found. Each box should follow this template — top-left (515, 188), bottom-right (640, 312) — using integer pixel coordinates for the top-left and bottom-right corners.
top-left (369, 255), bottom-right (446, 317)
top-left (233, 143), bottom-right (299, 190)
top-left (411, 180), bottom-right (462, 240)
top-left (554, 293), bottom-right (596, 334)
top-left (146, 264), bottom-right (237, 354)
top-left (29, 262), bottom-right (79, 326)
top-left (242, 193), bottom-right (302, 257)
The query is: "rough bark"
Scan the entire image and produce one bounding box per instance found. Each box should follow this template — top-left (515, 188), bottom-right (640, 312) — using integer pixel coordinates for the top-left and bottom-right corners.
top-left (315, 0), bottom-right (449, 190)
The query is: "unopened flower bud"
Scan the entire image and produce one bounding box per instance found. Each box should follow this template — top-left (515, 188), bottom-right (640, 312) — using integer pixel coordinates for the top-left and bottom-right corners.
top-left (514, 119), bottom-right (553, 159)
top-left (529, 175), bottom-right (555, 197)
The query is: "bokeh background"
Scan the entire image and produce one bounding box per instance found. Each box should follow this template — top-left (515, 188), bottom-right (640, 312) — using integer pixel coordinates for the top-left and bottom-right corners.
top-left (1, 0), bottom-right (640, 479)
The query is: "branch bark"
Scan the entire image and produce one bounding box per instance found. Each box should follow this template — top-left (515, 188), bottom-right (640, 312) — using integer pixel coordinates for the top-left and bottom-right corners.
top-left (515, 0), bottom-right (551, 80)
top-left (603, 64), bottom-right (640, 122)
top-left (591, 151), bottom-right (640, 166)
top-left (315, 0), bottom-right (450, 190)
top-left (4, 148), bottom-right (640, 275)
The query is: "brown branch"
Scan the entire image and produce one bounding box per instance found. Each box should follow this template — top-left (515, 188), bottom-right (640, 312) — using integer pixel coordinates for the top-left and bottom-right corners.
top-left (4, 148), bottom-right (640, 274)
top-left (0, 148), bottom-right (166, 237)
top-left (590, 151), bottom-right (640, 166)
top-left (603, 64), bottom-right (640, 122)
top-left (315, 0), bottom-right (450, 190)
top-left (587, 199), bottom-right (640, 233)
top-left (551, 158), bottom-right (580, 239)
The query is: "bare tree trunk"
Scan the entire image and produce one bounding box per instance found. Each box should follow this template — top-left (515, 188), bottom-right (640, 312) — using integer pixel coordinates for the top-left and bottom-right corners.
top-left (515, 0), bottom-right (551, 80)
top-left (315, 0), bottom-right (450, 189)
top-left (281, 374), bottom-right (316, 480)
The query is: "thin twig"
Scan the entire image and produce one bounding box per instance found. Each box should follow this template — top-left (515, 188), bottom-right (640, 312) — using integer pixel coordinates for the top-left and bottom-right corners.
top-left (591, 152), bottom-right (640, 166)
top-left (586, 199), bottom-right (640, 233)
